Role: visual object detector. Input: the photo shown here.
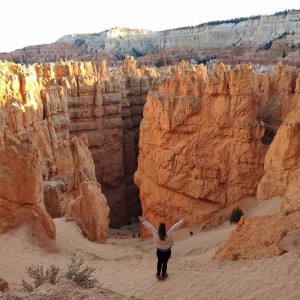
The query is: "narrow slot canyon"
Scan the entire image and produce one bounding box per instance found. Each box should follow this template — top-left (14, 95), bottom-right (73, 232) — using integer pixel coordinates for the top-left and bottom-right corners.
top-left (66, 58), bottom-right (158, 228)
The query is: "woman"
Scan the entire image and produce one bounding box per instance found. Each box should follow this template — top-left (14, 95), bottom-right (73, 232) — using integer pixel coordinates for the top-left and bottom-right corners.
top-left (139, 216), bottom-right (184, 281)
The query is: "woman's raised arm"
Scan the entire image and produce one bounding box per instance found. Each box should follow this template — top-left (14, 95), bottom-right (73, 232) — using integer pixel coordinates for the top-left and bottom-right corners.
top-left (139, 216), bottom-right (158, 235)
top-left (167, 219), bottom-right (184, 235)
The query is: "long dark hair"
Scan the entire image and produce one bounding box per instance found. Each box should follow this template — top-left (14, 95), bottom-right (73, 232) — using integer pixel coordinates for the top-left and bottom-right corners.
top-left (159, 223), bottom-right (166, 241)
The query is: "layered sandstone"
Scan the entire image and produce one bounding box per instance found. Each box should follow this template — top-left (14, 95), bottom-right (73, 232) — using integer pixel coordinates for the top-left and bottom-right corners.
top-left (67, 181), bottom-right (110, 243)
top-left (135, 61), bottom-right (300, 234)
top-left (59, 57), bottom-right (158, 226)
top-left (135, 62), bottom-right (265, 232)
top-left (0, 141), bottom-right (56, 239)
top-left (257, 108), bottom-right (300, 213)
top-left (213, 64), bottom-right (300, 261)
top-left (1, 11), bottom-right (299, 67)
top-left (256, 73), bottom-right (300, 215)
top-left (0, 58), bottom-right (157, 235)
top-left (0, 61), bottom-right (110, 240)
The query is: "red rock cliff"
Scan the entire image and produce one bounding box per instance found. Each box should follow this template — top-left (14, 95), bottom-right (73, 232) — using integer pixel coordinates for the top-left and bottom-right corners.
top-left (135, 61), bottom-right (300, 231)
top-left (0, 61), bottom-right (110, 242)
top-left (257, 66), bottom-right (300, 212)
top-left (0, 58), bottom-right (158, 234)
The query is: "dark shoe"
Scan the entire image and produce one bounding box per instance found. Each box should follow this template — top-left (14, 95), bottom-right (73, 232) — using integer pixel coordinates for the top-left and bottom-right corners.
top-left (156, 274), bottom-right (161, 280)
top-left (161, 273), bottom-right (168, 281)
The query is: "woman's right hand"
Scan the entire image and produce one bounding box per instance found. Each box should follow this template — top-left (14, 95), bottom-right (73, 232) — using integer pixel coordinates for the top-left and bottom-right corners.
top-left (138, 216), bottom-right (145, 222)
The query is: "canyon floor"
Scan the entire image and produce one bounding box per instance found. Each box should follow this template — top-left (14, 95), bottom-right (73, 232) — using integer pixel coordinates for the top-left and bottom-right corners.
top-left (1, 197), bottom-right (300, 300)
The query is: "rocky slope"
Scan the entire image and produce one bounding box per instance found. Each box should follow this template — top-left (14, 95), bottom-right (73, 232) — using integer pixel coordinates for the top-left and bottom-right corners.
top-left (135, 61), bottom-right (300, 235)
top-left (1, 10), bottom-right (299, 67)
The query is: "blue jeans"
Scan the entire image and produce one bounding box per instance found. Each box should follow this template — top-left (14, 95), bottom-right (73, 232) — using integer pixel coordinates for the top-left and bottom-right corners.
top-left (156, 249), bottom-right (171, 277)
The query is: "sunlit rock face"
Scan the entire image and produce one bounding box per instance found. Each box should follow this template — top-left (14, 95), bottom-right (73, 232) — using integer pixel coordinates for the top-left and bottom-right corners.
top-left (0, 141), bottom-right (56, 239)
top-left (135, 61), bottom-right (300, 232)
top-left (1, 11), bottom-right (300, 67)
top-left (0, 61), bottom-right (109, 240)
top-left (257, 77), bottom-right (300, 214)
top-left (66, 181), bottom-right (110, 243)
top-left (256, 63), bottom-right (300, 215)
top-left (0, 58), bottom-right (158, 234)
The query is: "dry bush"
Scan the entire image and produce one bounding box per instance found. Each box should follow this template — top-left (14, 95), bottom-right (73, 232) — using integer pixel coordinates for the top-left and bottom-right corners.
top-left (22, 254), bottom-right (97, 292)
top-left (64, 254), bottom-right (97, 288)
top-left (22, 264), bottom-right (62, 292)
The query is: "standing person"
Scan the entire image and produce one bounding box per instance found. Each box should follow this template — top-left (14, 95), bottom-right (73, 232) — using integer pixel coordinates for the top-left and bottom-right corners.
top-left (138, 216), bottom-right (184, 281)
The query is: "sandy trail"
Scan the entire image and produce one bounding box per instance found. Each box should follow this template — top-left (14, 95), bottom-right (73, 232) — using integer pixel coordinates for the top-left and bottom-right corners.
top-left (1, 197), bottom-right (300, 300)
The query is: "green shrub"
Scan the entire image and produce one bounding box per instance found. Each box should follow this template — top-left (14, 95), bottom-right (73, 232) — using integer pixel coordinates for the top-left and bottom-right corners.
top-left (230, 207), bottom-right (244, 224)
top-left (22, 254), bottom-right (97, 292)
top-left (232, 252), bottom-right (240, 261)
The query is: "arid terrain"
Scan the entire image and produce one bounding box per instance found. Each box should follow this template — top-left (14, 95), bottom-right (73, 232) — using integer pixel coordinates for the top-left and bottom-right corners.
top-left (0, 196), bottom-right (299, 300)
top-left (1, 10), bottom-right (300, 299)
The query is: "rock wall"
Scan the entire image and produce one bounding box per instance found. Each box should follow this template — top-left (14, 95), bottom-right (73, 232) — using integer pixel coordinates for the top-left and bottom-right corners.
top-left (1, 11), bottom-right (300, 67)
top-left (257, 67), bottom-right (300, 213)
top-left (55, 57), bottom-right (158, 227)
top-left (67, 181), bottom-right (110, 243)
top-left (121, 58), bottom-right (159, 221)
top-left (135, 61), bottom-right (300, 232)
top-left (0, 58), bottom-right (158, 232)
top-left (0, 61), bottom-right (110, 241)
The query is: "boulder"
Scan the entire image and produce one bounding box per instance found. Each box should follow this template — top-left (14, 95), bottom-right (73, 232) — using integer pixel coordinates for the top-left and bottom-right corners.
top-left (67, 181), bottom-right (110, 243)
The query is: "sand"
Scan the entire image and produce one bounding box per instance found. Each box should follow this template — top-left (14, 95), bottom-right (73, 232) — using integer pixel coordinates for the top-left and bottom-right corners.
top-left (1, 197), bottom-right (300, 300)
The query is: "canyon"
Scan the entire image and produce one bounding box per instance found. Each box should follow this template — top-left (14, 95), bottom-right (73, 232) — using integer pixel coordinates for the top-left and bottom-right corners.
top-left (1, 8), bottom-right (300, 300)
top-left (0, 58), bottom-right (157, 241)
top-left (1, 10), bottom-right (299, 68)
top-left (1, 55), bottom-right (300, 256)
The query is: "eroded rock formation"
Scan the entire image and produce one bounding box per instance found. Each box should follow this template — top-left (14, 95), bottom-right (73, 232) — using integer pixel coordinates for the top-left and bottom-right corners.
top-left (0, 61), bottom-right (110, 240)
top-left (0, 141), bottom-right (56, 239)
top-left (213, 64), bottom-right (300, 261)
top-left (0, 57), bottom-right (158, 236)
top-left (257, 108), bottom-right (300, 214)
top-left (2, 53), bottom-right (300, 251)
top-left (135, 61), bottom-right (300, 234)
top-left (67, 181), bottom-right (110, 243)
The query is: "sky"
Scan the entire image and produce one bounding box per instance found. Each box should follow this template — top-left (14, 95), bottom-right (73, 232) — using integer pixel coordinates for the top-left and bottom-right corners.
top-left (1, 0), bottom-right (299, 53)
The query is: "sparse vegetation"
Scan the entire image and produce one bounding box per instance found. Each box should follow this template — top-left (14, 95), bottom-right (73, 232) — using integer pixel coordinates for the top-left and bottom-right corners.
top-left (230, 207), bottom-right (244, 224)
top-left (274, 9), bottom-right (300, 16)
top-left (73, 38), bottom-right (86, 47)
top-left (64, 254), bottom-right (97, 288)
top-left (232, 252), bottom-right (240, 261)
top-left (22, 254), bottom-right (97, 292)
top-left (260, 40), bottom-right (273, 51)
top-left (282, 50), bottom-right (287, 58)
top-left (22, 264), bottom-right (63, 292)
